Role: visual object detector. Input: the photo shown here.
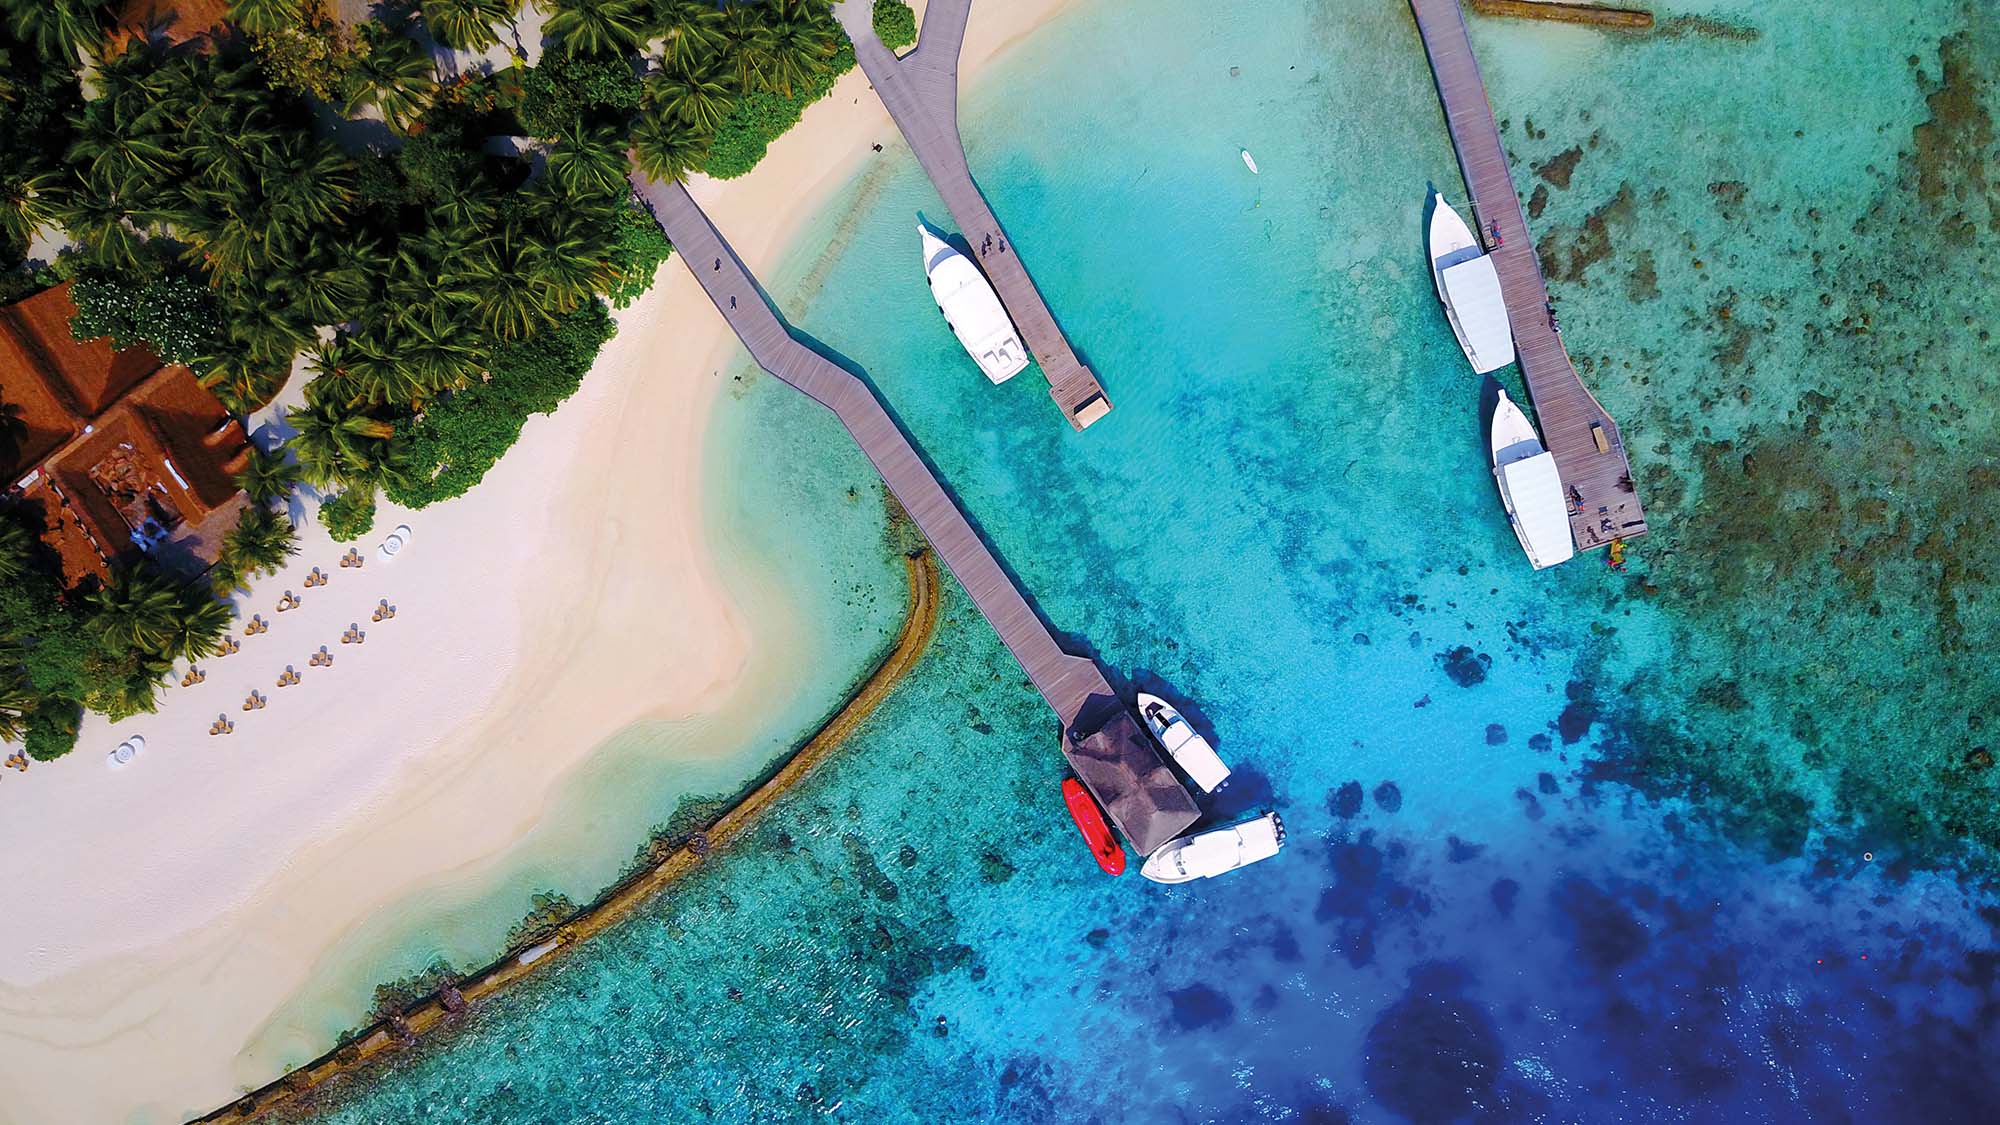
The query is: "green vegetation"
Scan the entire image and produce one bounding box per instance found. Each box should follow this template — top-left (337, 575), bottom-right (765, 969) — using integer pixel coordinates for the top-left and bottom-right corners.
top-left (873, 0), bottom-right (917, 50)
top-left (1, 510), bottom-right (234, 760)
top-left (2, 1), bottom-right (859, 761)
top-left (386, 302), bottom-right (616, 508)
top-left (67, 260), bottom-right (222, 365)
top-left (318, 486), bottom-right (378, 542)
top-left (0, 20), bottom-right (83, 264)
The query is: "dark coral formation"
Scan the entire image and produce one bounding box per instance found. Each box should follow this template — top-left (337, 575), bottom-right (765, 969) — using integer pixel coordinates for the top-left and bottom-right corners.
top-left (1436, 645), bottom-right (1491, 687)
top-left (1363, 964), bottom-right (1504, 1123)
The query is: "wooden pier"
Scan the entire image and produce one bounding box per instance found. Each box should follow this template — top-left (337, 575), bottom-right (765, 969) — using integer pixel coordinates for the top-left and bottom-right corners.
top-left (632, 177), bottom-right (1198, 853)
top-left (833, 0), bottom-right (1112, 431)
top-left (1410, 0), bottom-right (1648, 548)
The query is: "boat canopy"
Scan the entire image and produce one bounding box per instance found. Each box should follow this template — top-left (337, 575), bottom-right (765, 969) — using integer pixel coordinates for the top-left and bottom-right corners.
top-left (1064, 699), bottom-right (1201, 856)
top-left (1501, 452), bottom-right (1575, 569)
top-left (1439, 256), bottom-right (1515, 374)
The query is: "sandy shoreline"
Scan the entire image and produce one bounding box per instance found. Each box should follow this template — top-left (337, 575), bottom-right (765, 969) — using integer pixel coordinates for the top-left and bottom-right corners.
top-left (0, 2), bottom-right (1079, 1122)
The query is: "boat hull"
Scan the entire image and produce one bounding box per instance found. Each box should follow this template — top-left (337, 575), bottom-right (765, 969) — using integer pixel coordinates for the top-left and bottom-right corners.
top-left (1062, 777), bottom-right (1127, 876)
top-left (1489, 390), bottom-right (1575, 569)
top-left (1135, 692), bottom-right (1231, 792)
top-left (1140, 812), bottom-right (1287, 884)
top-left (1427, 192), bottom-right (1516, 374)
top-left (918, 224), bottom-right (1029, 384)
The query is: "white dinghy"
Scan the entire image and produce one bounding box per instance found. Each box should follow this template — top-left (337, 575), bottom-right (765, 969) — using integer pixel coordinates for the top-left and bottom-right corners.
top-left (1491, 389), bottom-right (1575, 570)
top-left (1141, 812), bottom-right (1287, 884)
top-left (1427, 190), bottom-right (1515, 374)
top-left (1135, 692), bottom-right (1230, 793)
top-left (918, 223), bottom-right (1028, 384)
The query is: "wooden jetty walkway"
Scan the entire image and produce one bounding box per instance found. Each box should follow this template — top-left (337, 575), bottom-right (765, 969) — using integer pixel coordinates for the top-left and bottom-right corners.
top-left (631, 177), bottom-right (1198, 853)
top-left (1410, 0), bottom-right (1648, 549)
top-left (832, 0), bottom-right (1112, 431)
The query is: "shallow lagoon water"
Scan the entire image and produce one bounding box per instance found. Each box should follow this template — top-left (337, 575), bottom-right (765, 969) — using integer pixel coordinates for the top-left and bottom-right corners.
top-left (304, 0), bottom-right (2000, 1120)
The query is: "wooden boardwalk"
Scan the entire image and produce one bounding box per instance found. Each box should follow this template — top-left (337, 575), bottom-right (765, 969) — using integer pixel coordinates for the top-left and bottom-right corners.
top-left (1410, 0), bottom-right (1648, 548)
top-left (631, 178), bottom-right (1199, 851)
top-left (833, 0), bottom-right (1112, 431)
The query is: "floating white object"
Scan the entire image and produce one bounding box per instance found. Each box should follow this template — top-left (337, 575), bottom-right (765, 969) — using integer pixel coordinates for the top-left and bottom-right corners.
top-left (1491, 389), bottom-right (1575, 570)
top-left (917, 222), bottom-right (1028, 384)
top-left (1142, 812), bottom-right (1287, 884)
top-left (1240, 148), bottom-right (1259, 174)
top-left (377, 524), bottom-right (412, 563)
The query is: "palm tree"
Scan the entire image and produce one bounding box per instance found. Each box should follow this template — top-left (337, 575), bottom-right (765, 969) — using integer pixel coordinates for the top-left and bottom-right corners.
top-left (1, 172), bottom-right (60, 252)
top-left (344, 21), bottom-right (439, 132)
top-left (226, 0), bottom-right (303, 36)
top-left (0, 515), bottom-right (36, 583)
top-left (465, 227), bottom-right (558, 339)
top-left (544, 0), bottom-right (647, 57)
top-left (0, 399), bottom-right (29, 476)
top-left (758, 0), bottom-right (839, 97)
top-left (420, 0), bottom-right (515, 53)
top-left (287, 393), bottom-right (401, 488)
top-left (644, 60), bottom-right (734, 132)
top-left (0, 0), bottom-right (103, 64)
top-left (235, 447), bottom-right (301, 508)
top-left (547, 124), bottom-right (630, 201)
top-left (630, 110), bottom-right (711, 182)
top-left (716, 4), bottom-right (778, 94)
top-left (652, 0), bottom-right (726, 71)
top-left (53, 191), bottom-right (150, 273)
top-left (217, 505), bottom-right (298, 583)
top-left (87, 566), bottom-right (232, 664)
top-left (0, 669), bottom-right (36, 744)
top-left (261, 140), bottom-right (359, 229)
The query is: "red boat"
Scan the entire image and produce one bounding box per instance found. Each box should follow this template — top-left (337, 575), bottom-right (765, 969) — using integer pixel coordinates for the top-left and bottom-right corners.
top-left (1062, 778), bottom-right (1127, 876)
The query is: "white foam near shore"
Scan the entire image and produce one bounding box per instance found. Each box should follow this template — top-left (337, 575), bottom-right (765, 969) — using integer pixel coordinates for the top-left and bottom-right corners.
top-left (0, 2), bottom-right (1082, 1122)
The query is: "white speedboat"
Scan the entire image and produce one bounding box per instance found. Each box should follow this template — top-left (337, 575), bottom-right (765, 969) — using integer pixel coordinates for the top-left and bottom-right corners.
top-left (1240, 148), bottom-right (1259, 174)
top-left (1427, 190), bottom-right (1515, 374)
top-left (1136, 692), bottom-right (1230, 793)
top-left (1141, 812), bottom-right (1286, 884)
top-left (918, 223), bottom-right (1028, 384)
top-left (1491, 388), bottom-right (1575, 569)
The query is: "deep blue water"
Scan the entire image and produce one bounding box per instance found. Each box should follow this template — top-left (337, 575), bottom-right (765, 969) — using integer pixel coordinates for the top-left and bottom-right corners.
top-left (303, 0), bottom-right (2000, 1121)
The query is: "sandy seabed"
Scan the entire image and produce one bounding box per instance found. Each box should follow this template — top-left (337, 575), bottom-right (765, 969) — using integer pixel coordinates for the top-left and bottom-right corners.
top-left (0, 2), bottom-right (1078, 1120)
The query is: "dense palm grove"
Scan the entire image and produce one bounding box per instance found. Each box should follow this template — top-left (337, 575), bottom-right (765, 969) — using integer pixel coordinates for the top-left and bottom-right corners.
top-left (0, 0), bottom-right (885, 761)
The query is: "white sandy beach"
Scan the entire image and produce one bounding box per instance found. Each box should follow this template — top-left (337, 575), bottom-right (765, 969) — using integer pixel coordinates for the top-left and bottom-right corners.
top-left (0, 2), bottom-right (1078, 1121)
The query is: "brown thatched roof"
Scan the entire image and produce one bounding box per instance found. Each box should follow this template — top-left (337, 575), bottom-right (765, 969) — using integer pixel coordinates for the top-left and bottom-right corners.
top-left (1064, 696), bottom-right (1202, 856)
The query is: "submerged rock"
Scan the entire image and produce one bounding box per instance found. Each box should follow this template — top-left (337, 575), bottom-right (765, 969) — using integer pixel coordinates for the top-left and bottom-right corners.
top-left (1373, 782), bottom-right (1404, 813)
top-left (1364, 965), bottom-right (1504, 1123)
top-left (1167, 983), bottom-right (1235, 1031)
top-left (1331, 781), bottom-right (1366, 818)
top-left (1437, 646), bottom-right (1491, 687)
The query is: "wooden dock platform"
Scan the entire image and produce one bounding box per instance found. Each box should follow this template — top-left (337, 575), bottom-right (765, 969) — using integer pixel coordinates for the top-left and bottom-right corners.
top-left (833, 0), bottom-right (1112, 431)
top-left (1410, 0), bottom-right (1648, 549)
top-left (632, 177), bottom-right (1198, 852)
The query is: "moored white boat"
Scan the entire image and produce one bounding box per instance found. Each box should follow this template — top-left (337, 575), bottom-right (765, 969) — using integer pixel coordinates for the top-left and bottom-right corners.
top-left (1491, 388), bottom-right (1575, 570)
top-left (1240, 148), bottom-right (1259, 174)
top-left (1427, 190), bottom-right (1515, 374)
top-left (1141, 812), bottom-right (1287, 884)
top-left (918, 223), bottom-right (1028, 384)
top-left (1135, 692), bottom-right (1230, 793)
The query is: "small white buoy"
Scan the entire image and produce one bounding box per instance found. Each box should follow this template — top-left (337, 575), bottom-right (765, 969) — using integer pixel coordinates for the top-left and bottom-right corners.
top-left (1240, 148), bottom-right (1260, 175)
top-left (1862, 852), bottom-right (1873, 862)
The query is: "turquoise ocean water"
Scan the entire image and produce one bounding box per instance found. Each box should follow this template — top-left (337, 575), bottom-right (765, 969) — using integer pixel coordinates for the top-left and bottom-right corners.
top-left (299, 0), bottom-right (2000, 1120)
